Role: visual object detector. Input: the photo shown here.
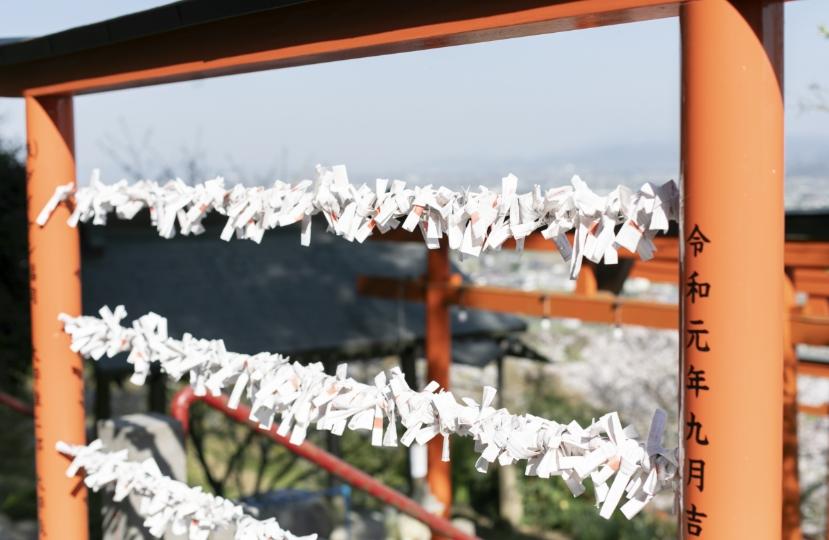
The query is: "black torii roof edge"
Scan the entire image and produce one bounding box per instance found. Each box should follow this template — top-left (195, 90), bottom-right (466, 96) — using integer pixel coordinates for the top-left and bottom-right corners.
top-left (0, 1), bottom-right (310, 67)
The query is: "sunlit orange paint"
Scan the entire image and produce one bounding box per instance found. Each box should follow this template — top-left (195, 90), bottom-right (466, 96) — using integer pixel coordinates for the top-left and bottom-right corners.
top-left (25, 95), bottom-right (88, 540)
top-left (783, 276), bottom-right (802, 540)
top-left (426, 244), bottom-right (453, 528)
top-left (357, 275), bottom-right (829, 347)
top-left (574, 264), bottom-right (598, 296)
top-left (680, 1), bottom-right (785, 538)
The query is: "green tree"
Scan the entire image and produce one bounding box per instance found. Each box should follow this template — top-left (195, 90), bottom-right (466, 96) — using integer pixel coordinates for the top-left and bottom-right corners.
top-left (0, 137), bottom-right (29, 392)
top-left (0, 136), bottom-right (36, 521)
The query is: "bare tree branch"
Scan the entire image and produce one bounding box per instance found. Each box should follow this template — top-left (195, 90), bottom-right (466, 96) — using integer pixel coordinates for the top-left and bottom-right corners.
top-left (188, 410), bottom-right (224, 496)
top-left (800, 25), bottom-right (829, 113)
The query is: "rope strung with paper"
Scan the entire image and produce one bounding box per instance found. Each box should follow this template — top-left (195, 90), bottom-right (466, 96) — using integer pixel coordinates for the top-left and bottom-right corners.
top-left (37, 166), bottom-right (678, 278)
top-left (56, 439), bottom-right (314, 540)
top-left (61, 306), bottom-right (679, 519)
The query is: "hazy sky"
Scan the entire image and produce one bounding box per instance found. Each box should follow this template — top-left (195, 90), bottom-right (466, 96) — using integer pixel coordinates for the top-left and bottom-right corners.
top-left (0, 1), bottom-right (827, 188)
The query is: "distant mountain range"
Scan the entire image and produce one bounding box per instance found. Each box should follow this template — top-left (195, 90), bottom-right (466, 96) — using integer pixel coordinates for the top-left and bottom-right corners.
top-left (343, 134), bottom-right (827, 193)
top-left (70, 132), bottom-right (828, 209)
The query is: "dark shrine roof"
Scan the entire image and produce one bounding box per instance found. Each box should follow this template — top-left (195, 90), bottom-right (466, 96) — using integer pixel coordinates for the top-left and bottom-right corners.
top-left (81, 215), bottom-right (527, 372)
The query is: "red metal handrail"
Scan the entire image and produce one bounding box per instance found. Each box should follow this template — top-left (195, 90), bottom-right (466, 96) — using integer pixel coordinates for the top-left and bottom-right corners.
top-left (0, 391), bottom-right (33, 417)
top-left (170, 386), bottom-right (478, 540)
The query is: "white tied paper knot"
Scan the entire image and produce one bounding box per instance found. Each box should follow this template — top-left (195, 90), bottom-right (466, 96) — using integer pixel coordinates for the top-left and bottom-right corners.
top-left (57, 440), bottom-right (315, 540)
top-left (37, 166), bottom-right (678, 279)
top-left (60, 306), bottom-right (679, 520)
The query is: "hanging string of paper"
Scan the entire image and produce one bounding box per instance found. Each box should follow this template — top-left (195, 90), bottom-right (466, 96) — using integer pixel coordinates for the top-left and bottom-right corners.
top-left (37, 165), bottom-right (678, 278)
top-left (60, 306), bottom-right (679, 520)
top-left (57, 440), bottom-right (314, 540)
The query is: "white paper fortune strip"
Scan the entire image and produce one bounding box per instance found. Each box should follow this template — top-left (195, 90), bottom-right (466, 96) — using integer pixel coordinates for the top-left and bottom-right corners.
top-left (61, 306), bottom-right (679, 520)
top-left (37, 166), bottom-right (678, 278)
top-left (57, 439), bottom-right (314, 540)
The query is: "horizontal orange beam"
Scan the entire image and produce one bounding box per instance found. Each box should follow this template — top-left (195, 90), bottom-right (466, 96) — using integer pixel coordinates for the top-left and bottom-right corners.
top-left (357, 275), bottom-right (677, 329)
top-left (357, 274), bottom-right (829, 349)
top-left (791, 315), bottom-right (829, 347)
top-left (793, 268), bottom-right (829, 297)
top-left (784, 242), bottom-right (829, 269)
top-left (799, 359), bottom-right (829, 379)
top-left (797, 402), bottom-right (829, 416)
top-left (454, 285), bottom-right (678, 329)
top-left (0, 0), bottom-right (679, 97)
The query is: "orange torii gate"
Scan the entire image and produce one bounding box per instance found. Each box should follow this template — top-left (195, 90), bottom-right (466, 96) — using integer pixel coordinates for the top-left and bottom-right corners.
top-left (0, 1), bottom-right (803, 539)
top-left (361, 230), bottom-right (829, 540)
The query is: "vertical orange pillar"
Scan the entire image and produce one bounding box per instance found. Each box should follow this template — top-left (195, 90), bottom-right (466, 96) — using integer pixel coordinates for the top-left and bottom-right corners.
top-left (426, 243), bottom-right (452, 525)
top-left (575, 264), bottom-right (598, 296)
top-left (782, 275), bottom-right (802, 540)
top-left (26, 95), bottom-right (88, 540)
top-left (680, 1), bottom-right (784, 538)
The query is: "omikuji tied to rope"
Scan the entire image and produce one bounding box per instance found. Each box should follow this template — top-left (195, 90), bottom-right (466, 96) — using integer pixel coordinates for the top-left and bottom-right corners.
top-left (37, 165), bottom-right (678, 279)
top-left (57, 440), bottom-right (314, 540)
top-left (60, 306), bottom-right (679, 520)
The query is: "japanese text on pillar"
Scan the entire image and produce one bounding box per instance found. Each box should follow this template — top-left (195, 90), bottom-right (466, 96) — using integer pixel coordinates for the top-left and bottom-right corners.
top-left (685, 224), bottom-right (711, 537)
